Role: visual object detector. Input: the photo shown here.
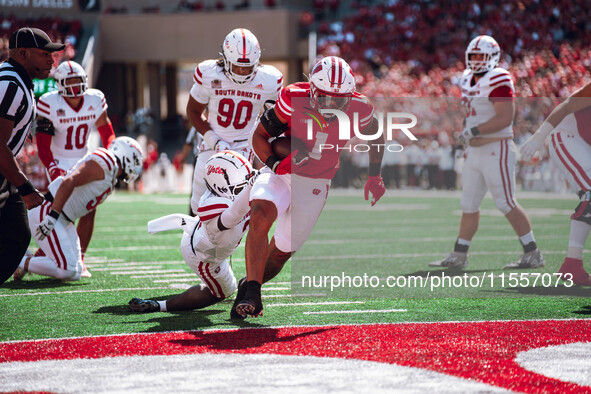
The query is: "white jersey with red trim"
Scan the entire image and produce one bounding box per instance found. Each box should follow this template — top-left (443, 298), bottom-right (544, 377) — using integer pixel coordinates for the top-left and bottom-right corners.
top-left (460, 67), bottom-right (514, 139)
top-left (189, 59), bottom-right (283, 143)
top-left (37, 89), bottom-right (108, 160)
top-left (47, 148), bottom-right (118, 221)
top-left (193, 191), bottom-right (250, 265)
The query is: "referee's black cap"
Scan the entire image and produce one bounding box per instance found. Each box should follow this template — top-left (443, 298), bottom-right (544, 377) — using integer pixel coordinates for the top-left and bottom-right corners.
top-left (9, 27), bottom-right (65, 52)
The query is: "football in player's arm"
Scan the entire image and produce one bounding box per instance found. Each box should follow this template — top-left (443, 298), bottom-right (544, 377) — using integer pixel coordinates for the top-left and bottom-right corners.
top-left (520, 81), bottom-right (591, 285)
top-left (13, 137), bottom-right (143, 282)
top-left (129, 151), bottom-right (256, 313)
top-left (234, 56), bottom-right (386, 318)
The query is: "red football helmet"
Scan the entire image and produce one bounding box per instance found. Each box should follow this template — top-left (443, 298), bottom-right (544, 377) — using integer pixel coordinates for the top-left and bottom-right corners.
top-left (308, 56), bottom-right (356, 113)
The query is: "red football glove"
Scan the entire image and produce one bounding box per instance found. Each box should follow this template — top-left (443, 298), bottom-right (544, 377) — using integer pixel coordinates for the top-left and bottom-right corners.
top-left (275, 150), bottom-right (309, 175)
top-left (364, 175), bottom-right (385, 206)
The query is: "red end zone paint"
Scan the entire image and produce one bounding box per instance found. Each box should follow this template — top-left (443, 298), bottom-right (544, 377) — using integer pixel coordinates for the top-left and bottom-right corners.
top-left (2, 320), bottom-right (591, 393)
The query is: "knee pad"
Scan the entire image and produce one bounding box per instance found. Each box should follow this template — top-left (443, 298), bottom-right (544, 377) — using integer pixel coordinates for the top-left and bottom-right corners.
top-left (572, 190), bottom-right (591, 224)
top-left (493, 199), bottom-right (513, 215)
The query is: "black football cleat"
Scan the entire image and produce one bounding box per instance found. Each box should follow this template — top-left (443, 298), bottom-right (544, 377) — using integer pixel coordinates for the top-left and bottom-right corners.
top-left (129, 298), bottom-right (160, 313)
top-left (230, 277), bottom-right (247, 319)
top-left (235, 293), bottom-right (263, 318)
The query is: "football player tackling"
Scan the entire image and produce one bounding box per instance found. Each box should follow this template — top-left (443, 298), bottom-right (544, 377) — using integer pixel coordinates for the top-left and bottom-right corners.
top-left (36, 61), bottom-right (116, 276)
top-left (129, 151), bottom-right (256, 313)
top-left (520, 81), bottom-right (591, 285)
top-left (13, 137), bottom-right (143, 281)
top-left (430, 35), bottom-right (543, 270)
top-left (186, 28), bottom-right (283, 214)
top-left (234, 56), bottom-right (386, 318)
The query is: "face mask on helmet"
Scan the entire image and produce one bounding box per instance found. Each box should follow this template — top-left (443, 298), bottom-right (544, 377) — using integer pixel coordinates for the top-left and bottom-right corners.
top-left (109, 136), bottom-right (144, 183)
top-left (54, 61), bottom-right (88, 97)
top-left (308, 56), bottom-right (355, 116)
top-left (204, 150), bottom-right (255, 200)
top-left (465, 35), bottom-right (500, 74)
top-left (220, 28), bottom-right (261, 85)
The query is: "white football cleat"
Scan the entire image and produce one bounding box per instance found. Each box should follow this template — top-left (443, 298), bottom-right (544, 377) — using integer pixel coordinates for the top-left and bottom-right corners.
top-left (429, 252), bottom-right (468, 268)
top-left (503, 249), bottom-right (545, 269)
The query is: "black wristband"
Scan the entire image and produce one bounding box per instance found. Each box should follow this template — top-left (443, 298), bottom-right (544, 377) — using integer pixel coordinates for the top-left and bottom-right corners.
top-left (471, 126), bottom-right (480, 136)
top-left (48, 210), bottom-right (60, 220)
top-left (16, 180), bottom-right (35, 196)
top-left (265, 155), bottom-right (281, 173)
top-left (368, 163), bottom-right (381, 177)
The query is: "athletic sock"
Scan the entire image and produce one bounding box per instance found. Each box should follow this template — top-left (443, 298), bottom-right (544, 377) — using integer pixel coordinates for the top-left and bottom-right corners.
top-left (519, 232), bottom-right (537, 253)
top-left (454, 238), bottom-right (470, 253)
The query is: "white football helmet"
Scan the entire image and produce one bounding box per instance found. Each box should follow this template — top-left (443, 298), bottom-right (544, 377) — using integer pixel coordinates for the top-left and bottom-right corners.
top-left (205, 150), bottom-right (255, 200)
top-left (109, 136), bottom-right (144, 183)
top-left (220, 28), bottom-right (260, 85)
top-left (465, 35), bottom-right (500, 74)
top-left (54, 61), bottom-right (88, 97)
top-left (309, 56), bottom-right (356, 113)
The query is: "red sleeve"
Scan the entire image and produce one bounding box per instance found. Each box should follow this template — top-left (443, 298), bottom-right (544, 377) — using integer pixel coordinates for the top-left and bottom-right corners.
top-left (97, 122), bottom-right (116, 148)
top-left (489, 85), bottom-right (514, 102)
top-left (35, 132), bottom-right (55, 169)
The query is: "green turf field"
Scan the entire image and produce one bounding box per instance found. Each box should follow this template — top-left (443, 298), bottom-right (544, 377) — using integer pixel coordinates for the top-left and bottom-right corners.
top-left (1, 189), bottom-right (590, 342)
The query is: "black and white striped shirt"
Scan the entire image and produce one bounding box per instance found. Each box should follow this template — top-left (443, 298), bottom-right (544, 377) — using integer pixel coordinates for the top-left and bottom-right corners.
top-left (0, 59), bottom-right (35, 157)
top-left (0, 58), bottom-right (36, 204)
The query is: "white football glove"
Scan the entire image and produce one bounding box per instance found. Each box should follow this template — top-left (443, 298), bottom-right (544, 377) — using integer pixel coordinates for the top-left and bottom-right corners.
top-left (458, 127), bottom-right (477, 146)
top-left (36, 210), bottom-right (59, 240)
top-left (519, 122), bottom-right (554, 161)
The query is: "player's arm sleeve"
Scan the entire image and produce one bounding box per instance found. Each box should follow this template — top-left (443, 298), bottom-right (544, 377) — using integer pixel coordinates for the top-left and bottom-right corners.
top-left (35, 118), bottom-right (56, 169)
top-left (189, 63), bottom-right (210, 104)
top-left (218, 184), bottom-right (252, 230)
top-left (197, 199), bottom-right (230, 222)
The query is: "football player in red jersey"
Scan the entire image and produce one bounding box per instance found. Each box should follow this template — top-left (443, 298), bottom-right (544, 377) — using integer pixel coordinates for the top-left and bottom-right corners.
top-left (232, 56), bottom-right (386, 318)
top-left (520, 81), bottom-right (591, 285)
top-left (36, 61), bottom-right (116, 276)
top-left (429, 35), bottom-right (543, 270)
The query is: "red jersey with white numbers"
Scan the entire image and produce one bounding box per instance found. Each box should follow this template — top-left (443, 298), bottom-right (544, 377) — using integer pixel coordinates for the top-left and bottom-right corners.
top-left (275, 82), bottom-right (374, 179)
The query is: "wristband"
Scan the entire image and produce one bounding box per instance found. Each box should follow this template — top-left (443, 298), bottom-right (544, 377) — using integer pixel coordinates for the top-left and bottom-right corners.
top-left (265, 155), bottom-right (281, 172)
top-left (470, 127), bottom-right (480, 136)
top-left (368, 163), bottom-right (381, 177)
top-left (536, 121), bottom-right (554, 140)
top-left (17, 180), bottom-right (35, 196)
top-left (48, 209), bottom-right (60, 220)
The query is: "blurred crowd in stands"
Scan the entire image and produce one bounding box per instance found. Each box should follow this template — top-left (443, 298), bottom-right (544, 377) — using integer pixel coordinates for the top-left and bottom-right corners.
top-left (8, 0), bottom-right (591, 194)
top-left (0, 15), bottom-right (80, 63)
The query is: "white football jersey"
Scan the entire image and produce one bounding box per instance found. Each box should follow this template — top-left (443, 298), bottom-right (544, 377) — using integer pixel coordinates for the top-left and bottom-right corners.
top-left (192, 191), bottom-right (250, 265)
top-left (48, 148), bottom-right (118, 221)
top-left (460, 67), bottom-right (514, 139)
top-left (37, 88), bottom-right (108, 160)
top-left (190, 60), bottom-right (283, 142)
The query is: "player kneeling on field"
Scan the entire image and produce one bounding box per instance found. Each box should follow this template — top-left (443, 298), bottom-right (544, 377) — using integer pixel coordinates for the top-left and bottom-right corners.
top-left (13, 137), bottom-right (143, 281)
top-left (129, 150), bottom-right (256, 313)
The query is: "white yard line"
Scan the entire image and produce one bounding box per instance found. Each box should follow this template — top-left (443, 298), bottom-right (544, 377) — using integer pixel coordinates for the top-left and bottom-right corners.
top-left (0, 287), bottom-right (170, 297)
top-left (303, 309), bottom-right (407, 315)
top-left (131, 273), bottom-right (196, 279)
top-left (112, 270), bottom-right (187, 275)
top-left (267, 301), bottom-right (365, 307)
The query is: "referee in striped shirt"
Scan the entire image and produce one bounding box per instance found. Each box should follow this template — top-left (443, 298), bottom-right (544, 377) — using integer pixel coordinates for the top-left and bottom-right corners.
top-left (0, 28), bottom-right (64, 284)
